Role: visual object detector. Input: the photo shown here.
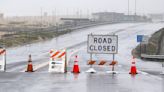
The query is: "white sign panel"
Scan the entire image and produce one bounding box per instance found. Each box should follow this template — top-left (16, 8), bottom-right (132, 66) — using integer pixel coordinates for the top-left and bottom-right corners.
top-left (87, 35), bottom-right (118, 54)
top-left (0, 56), bottom-right (5, 71)
top-left (0, 48), bottom-right (5, 71)
top-left (49, 60), bottom-right (65, 73)
top-left (142, 35), bottom-right (149, 44)
top-left (48, 49), bottom-right (66, 73)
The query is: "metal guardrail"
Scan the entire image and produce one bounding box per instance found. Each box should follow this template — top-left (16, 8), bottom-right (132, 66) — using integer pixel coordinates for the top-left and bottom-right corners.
top-left (141, 54), bottom-right (164, 59)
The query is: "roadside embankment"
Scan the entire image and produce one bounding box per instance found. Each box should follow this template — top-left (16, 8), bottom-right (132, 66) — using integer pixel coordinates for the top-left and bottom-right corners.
top-left (0, 22), bottom-right (113, 48)
top-left (0, 29), bottom-right (72, 47)
top-left (132, 28), bottom-right (164, 59)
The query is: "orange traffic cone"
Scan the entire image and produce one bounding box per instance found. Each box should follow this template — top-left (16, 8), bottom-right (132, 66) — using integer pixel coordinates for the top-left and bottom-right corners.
top-left (72, 55), bottom-right (80, 73)
top-left (25, 54), bottom-right (34, 72)
top-left (129, 56), bottom-right (138, 75)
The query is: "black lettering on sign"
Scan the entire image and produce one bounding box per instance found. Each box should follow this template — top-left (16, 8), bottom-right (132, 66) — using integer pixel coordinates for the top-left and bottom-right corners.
top-left (112, 46), bottom-right (115, 51)
top-left (93, 37), bottom-right (113, 44)
top-left (103, 46), bottom-right (106, 51)
top-left (98, 38), bottom-right (102, 43)
top-left (108, 38), bottom-right (112, 43)
top-left (88, 36), bottom-right (117, 53)
top-left (90, 45), bottom-right (94, 51)
top-left (52, 62), bottom-right (56, 64)
top-left (102, 38), bottom-right (107, 43)
top-left (94, 38), bottom-right (97, 43)
top-left (98, 45), bottom-right (102, 51)
top-left (107, 46), bottom-right (111, 51)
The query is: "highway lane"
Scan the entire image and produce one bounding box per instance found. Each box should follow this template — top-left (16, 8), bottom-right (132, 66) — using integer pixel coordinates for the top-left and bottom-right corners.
top-left (1, 22), bottom-right (164, 92)
top-left (6, 23), bottom-right (141, 63)
top-left (36, 22), bottom-right (164, 74)
top-left (5, 23), bottom-right (142, 72)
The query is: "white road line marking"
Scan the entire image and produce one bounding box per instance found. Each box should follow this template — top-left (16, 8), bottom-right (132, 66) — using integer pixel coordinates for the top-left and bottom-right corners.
top-left (138, 70), bottom-right (149, 75)
top-left (20, 62), bottom-right (49, 72)
top-left (20, 47), bottom-right (86, 72)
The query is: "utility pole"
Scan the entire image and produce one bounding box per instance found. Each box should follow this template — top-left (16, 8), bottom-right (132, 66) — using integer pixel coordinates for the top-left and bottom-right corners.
top-left (87, 9), bottom-right (89, 19)
top-left (135, 0), bottom-right (137, 15)
top-left (4, 48), bottom-right (6, 72)
top-left (54, 9), bottom-right (57, 26)
top-left (80, 9), bottom-right (82, 18)
top-left (2, 35), bottom-right (7, 72)
top-left (128, 0), bottom-right (130, 16)
top-left (40, 7), bottom-right (43, 29)
top-left (127, 0), bottom-right (130, 21)
top-left (66, 9), bottom-right (69, 17)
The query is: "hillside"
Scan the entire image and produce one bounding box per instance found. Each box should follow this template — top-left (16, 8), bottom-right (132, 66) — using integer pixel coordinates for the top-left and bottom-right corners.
top-left (132, 28), bottom-right (164, 58)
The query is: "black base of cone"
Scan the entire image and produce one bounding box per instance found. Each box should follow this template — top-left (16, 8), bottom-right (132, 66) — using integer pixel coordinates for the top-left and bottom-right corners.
top-left (64, 71), bottom-right (67, 73)
top-left (112, 72), bottom-right (116, 74)
top-left (129, 72), bottom-right (138, 74)
top-left (71, 71), bottom-right (80, 73)
top-left (25, 71), bottom-right (34, 72)
top-left (90, 72), bottom-right (95, 74)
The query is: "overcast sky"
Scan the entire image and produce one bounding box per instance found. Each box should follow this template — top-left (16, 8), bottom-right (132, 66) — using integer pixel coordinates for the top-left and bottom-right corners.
top-left (0, 0), bottom-right (164, 16)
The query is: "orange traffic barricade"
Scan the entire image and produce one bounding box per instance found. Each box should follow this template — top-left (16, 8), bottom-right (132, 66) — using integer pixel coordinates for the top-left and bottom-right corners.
top-left (87, 60), bottom-right (96, 65)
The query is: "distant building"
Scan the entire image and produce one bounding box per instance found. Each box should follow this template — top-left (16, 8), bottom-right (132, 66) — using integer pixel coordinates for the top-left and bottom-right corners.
top-left (43, 12), bottom-right (48, 17)
top-left (149, 13), bottom-right (164, 22)
top-left (0, 13), bottom-right (4, 24)
top-left (124, 15), bottom-right (151, 22)
top-left (92, 12), bottom-right (125, 22)
top-left (92, 12), bottom-right (151, 23)
top-left (60, 18), bottom-right (90, 26)
top-left (0, 13), bottom-right (4, 19)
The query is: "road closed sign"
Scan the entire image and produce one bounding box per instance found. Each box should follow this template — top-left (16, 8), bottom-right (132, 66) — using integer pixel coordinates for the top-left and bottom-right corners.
top-left (87, 34), bottom-right (118, 54)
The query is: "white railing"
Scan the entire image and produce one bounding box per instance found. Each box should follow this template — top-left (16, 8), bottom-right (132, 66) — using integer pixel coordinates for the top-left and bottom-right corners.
top-left (141, 54), bottom-right (164, 59)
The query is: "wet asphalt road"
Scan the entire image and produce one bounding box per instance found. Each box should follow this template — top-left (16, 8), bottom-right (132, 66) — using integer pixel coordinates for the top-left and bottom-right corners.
top-left (0, 23), bottom-right (164, 92)
top-left (0, 71), bottom-right (164, 92)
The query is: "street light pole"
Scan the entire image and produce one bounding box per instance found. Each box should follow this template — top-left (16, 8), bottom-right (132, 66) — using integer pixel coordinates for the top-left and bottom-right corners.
top-left (4, 48), bottom-right (6, 72)
top-left (128, 0), bottom-right (129, 15)
top-left (135, 0), bottom-right (137, 15)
